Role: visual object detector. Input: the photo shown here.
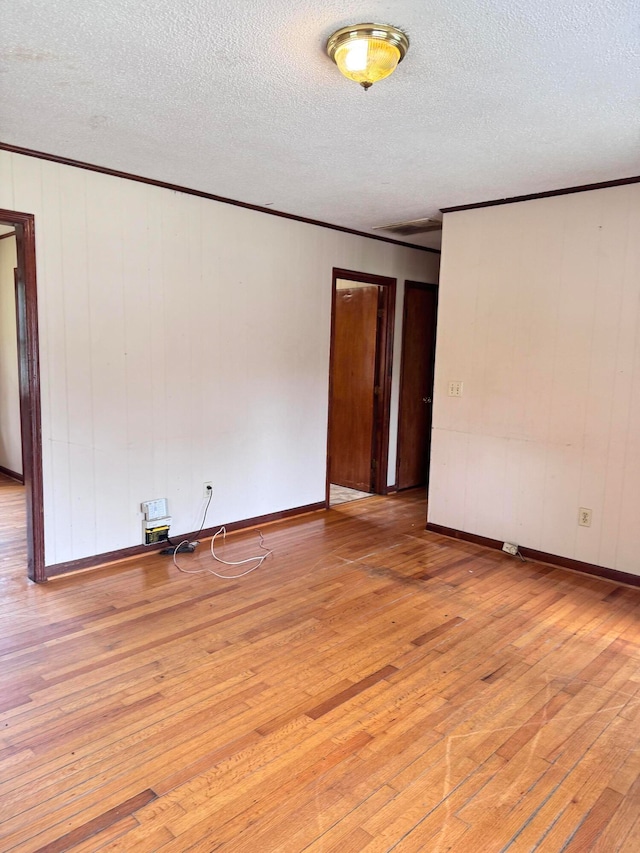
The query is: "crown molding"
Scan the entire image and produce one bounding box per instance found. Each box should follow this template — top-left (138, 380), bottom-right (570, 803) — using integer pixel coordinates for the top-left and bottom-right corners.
top-left (0, 142), bottom-right (440, 254)
top-left (441, 174), bottom-right (640, 214)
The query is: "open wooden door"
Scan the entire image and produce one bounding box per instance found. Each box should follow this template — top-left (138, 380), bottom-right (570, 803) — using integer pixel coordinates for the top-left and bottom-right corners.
top-left (329, 284), bottom-right (379, 491)
top-left (396, 282), bottom-right (438, 490)
top-left (327, 269), bottom-right (396, 498)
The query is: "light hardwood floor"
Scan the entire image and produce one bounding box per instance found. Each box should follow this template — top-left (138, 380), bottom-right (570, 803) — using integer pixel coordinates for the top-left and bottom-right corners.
top-left (1, 475), bottom-right (639, 852)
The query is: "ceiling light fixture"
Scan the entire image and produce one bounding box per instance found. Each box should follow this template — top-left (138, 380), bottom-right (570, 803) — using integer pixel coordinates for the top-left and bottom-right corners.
top-left (326, 23), bottom-right (409, 90)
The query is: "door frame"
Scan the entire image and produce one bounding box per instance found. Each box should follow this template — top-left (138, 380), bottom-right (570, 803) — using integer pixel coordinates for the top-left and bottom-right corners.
top-left (326, 267), bottom-right (396, 505)
top-left (395, 280), bottom-right (439, 491)
top-left (0, 208), bottom-right (45, 582)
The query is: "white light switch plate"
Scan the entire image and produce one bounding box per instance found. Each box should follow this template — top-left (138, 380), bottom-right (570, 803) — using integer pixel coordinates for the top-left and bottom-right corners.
top-left (448, 381), bottom-right (463, 397)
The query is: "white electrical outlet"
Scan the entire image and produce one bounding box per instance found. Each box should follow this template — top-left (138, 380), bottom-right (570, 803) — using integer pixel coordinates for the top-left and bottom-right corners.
top-left (448, 380), bottom-right (463, 397)
top-left (502, 542), bottom-right (519, 556)
top-left (578, 507), bottom-right (592, 527)
top-left (203, 481), bottom-right (213, 499)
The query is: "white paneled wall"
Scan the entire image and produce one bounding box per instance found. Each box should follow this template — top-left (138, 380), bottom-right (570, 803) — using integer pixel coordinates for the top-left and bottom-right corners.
top-left (0, 235), bottom-right (22, 475)
top-left (0, 151), bottom-right (437, 566)
top-left (429, 183), bottom-right (640, 576)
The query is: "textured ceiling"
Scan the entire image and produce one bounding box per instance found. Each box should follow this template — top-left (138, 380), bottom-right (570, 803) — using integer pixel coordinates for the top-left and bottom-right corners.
top-left (1, 0), bottom-right (639, 249)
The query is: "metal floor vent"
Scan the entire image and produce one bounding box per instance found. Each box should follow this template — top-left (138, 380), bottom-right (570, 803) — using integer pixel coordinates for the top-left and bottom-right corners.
top-left (373, 217), bottom-right (442, 236)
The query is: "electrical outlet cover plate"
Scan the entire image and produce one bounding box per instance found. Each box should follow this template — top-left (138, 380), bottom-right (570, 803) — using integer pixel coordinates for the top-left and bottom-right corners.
top-left (502, 542), bottom-right (519, 556)
top-left (578, 507), bottom-right (592, 527)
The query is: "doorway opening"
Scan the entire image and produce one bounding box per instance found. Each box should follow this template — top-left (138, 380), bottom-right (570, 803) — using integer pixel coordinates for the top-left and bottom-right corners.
top-left (326, 268), bottom-right (396, 507)
top-left (396, 281), bottom-right (438, 491)
top-left (0, 209), bottom-right (45, 582)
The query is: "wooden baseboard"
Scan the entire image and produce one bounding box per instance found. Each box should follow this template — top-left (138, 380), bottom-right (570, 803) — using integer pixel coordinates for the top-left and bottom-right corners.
top-left (46, 501), bottom-right (326, 579)
top-left (0, 465), bottom-right (24, 484)
top-left (425, 522), bottom-right (640, 589)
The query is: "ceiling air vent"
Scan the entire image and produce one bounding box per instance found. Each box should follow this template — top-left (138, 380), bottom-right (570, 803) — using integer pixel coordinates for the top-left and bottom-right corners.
top-left (373, 217), bottom-right (442, 236)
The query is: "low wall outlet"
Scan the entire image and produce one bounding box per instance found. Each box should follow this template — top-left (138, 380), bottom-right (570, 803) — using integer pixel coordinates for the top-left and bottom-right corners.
top-left (502, 542), bottom-right (519, 556)
top-left (448, 381), bottom-right (463, 397)
top-left (578, 507), bottom-right (592, 527)
top-left (203, 482), bottom-right (213, 499)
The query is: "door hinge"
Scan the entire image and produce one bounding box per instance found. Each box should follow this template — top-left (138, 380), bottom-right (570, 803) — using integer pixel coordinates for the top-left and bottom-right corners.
top-left (374, 385), bottom-right (381, 396)
top-left (377, 308), bottom-right (384, 318)
top-left (371, 458), bottom-right (377, 469)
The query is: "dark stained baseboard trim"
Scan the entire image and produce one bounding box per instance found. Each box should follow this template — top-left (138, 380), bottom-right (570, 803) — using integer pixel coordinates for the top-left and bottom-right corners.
top-left (0, 230), bottom-right (16, 240)
top-left (386, 484), bottom-right (398, 494)
top-left (46, 501), bottom-right (326, 578)
top-left (425, 522), bottom-right (640, 589)
top-left (440, 174), bottom-right (640, 214)
top-left (0, 142), bottom-right (440, 255)
top-left (0, 465), bottom-right (24, 484)
top-left (427, 523), bottom-right (501, 552)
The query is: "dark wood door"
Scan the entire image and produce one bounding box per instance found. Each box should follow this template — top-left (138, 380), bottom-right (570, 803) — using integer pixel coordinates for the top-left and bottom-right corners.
top-left (396, 282), bottom-right (438, 490)
top-left (329, 285), bottom-right (379, 491)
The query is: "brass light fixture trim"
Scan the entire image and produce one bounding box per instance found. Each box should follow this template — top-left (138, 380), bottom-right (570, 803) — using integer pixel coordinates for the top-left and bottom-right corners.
top-left (326, 23), bottom-right (410, 90)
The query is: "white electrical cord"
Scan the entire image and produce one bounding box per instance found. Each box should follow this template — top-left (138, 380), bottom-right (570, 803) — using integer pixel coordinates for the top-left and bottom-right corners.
top-left (172, 540), bottom-right (205, 574)
top-left (209, 526), bottom-right (272, 578)
top-left (172, 527), bottom-right (272, 578)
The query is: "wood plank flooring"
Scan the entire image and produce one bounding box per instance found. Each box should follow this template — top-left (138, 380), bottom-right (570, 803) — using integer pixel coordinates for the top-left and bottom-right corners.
top-left (1, 474), bottom-right (639, 851)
